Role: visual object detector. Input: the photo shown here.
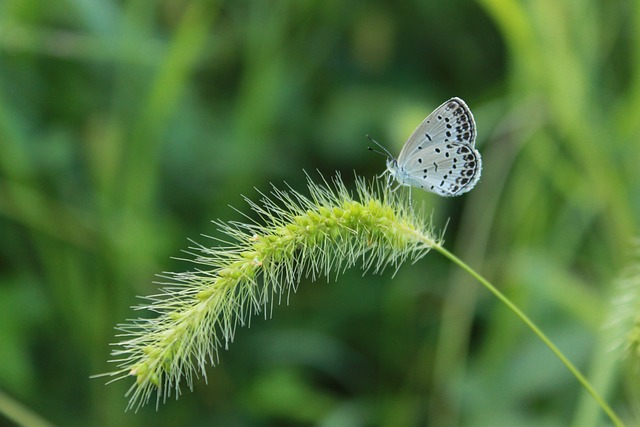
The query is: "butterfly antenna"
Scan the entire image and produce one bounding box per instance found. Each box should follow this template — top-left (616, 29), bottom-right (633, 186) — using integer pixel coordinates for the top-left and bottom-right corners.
top-left (366, 134), bottom-right (394, 159)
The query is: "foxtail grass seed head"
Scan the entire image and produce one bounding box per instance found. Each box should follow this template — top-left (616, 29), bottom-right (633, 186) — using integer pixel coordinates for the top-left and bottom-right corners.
top-left (95, 173), bottom-right (442, 410)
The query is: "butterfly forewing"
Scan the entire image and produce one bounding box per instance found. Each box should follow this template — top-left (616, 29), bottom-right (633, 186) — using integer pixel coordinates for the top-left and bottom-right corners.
top-left (397, 97), bottom-right (477, 163)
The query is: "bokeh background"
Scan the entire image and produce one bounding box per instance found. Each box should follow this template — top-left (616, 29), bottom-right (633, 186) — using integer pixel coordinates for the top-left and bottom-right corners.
top-left (1, 0), bottom-right (639, 426)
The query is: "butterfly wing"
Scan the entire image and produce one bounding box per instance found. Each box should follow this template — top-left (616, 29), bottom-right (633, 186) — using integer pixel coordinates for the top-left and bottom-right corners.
top-left (397, 97), bottom-right (476, 163)
top-left (393, 97), bottom-right (480, 196)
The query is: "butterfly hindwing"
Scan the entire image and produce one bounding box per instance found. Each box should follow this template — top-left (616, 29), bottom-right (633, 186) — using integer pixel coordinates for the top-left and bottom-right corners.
top-left (401, 143), bottom-right (482, 196)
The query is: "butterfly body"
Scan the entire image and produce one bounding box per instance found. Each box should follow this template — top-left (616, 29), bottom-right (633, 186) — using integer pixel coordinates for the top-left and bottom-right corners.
top-left (384, 97), bottom-right (482, 197)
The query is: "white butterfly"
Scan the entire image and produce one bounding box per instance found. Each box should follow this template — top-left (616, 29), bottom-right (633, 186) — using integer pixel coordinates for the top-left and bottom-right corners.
top-left (370, 97), bottom-right (482, 198)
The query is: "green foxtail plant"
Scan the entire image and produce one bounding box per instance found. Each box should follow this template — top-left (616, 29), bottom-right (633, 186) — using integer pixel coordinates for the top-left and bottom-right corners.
top-left (95, 173), bottom-right (624, 426)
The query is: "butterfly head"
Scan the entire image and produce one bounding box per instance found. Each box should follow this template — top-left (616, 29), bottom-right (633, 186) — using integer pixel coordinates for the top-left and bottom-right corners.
top-left (366, 135), bottom-right (402, 188)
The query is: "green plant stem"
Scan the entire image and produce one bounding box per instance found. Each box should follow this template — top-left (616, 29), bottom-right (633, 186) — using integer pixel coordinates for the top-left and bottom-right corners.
top-left (430, 243), bottom-right (625, 427)
top-left (0, 389), bottom-right (55, 427)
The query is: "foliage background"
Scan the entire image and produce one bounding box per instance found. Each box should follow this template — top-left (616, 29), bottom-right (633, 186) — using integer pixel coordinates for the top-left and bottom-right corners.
top-left (1, 0), bottom-right (639, 426)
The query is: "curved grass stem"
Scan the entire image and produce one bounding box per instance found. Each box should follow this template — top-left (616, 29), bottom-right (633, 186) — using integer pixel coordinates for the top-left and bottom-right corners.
top-left (431, 244), bottom-right (625, 427)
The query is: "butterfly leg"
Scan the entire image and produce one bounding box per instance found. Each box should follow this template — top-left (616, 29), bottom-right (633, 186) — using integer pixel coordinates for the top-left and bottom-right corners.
top-left (386, 172), bottom-right (393, 188)
top-left (409, 185), bottom-right (413, 209)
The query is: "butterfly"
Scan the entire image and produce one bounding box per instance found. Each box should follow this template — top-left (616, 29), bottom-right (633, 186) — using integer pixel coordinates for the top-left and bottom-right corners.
top-left (369, 97), bottom-right (482, 199)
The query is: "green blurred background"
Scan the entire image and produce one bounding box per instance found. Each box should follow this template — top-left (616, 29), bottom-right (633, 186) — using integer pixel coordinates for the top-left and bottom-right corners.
top-left (1, 0), bottom-right (639, 426)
